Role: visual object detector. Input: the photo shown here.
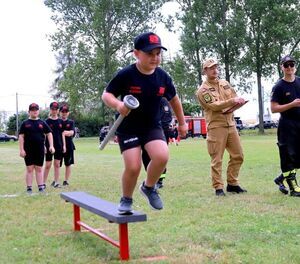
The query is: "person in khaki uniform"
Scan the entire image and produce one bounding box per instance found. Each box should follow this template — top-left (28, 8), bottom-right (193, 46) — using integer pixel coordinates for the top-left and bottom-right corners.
top-left (196, 58), bottom-right (247, 196)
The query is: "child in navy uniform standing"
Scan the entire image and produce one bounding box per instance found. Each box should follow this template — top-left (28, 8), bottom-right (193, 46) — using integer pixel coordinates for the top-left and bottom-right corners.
top-left (141, 97), bottom-right (173, 188)
top-left (102, 32), bottom-right (187, 214)
top-left (43, 102), bottom-right (66, 188)
top-left (59, 104), bottom-right (76, 186)
top-left (19, 103), bottom-right (54, 194)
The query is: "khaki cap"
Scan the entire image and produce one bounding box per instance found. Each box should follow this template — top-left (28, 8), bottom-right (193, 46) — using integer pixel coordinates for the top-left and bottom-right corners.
top-left (202, 58), bottom-right (218, 73)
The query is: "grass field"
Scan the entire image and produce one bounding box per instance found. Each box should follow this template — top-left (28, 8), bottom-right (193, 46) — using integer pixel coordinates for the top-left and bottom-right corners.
top-left (1, 131), bottom-right (300, 264)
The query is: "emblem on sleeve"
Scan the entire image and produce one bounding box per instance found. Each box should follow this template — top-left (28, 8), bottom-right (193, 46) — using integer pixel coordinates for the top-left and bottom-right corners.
top-left (203, 93), bottom-right (212, 103)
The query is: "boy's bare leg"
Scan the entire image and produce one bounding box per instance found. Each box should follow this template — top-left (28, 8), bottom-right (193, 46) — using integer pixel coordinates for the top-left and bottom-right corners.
top-left (65, 166), bottom-right (71, 181)
top-left (26, 165), bottom-right (34, 187)
top-left (53, 159), bottom-right (61, 183)
top-left (121, 147), bottom-right (142, 198)
top-left (43, 161), bottom-right (52, 183)
top-left (35, 166), bottom-right (44, 186)
top-left (144, 140), bottom-right (169, 187)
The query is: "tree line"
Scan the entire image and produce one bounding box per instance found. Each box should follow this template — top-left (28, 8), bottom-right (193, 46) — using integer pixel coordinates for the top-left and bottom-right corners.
top-left (42, 0), bottom-right (300, 134)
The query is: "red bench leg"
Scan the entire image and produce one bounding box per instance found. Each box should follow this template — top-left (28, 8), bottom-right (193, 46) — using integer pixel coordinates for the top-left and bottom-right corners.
top-left (119, 223), bottom-right (129, 260)
top-left (73, 204), bottom-right (81, 231)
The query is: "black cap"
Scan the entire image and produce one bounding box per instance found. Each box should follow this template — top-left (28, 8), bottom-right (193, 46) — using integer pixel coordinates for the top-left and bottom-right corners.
top-left (60, 105), bottom-right (69, 112)
top-left (134, 32), bottom-right (167, 52)
top-left (281, 55), bottom-right (296, 64)
top-left (29, 103), bottom-right (39, 111)
top-left (50, 101), bottom-right (59, 110)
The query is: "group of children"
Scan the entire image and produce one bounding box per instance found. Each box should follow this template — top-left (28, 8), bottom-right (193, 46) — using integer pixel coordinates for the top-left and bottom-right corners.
top-left (19, 102), bottom-right (75, 194)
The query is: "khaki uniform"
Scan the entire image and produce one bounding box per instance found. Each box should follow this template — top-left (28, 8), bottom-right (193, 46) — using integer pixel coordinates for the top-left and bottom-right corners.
top-left (196, 79), bottom-right (244, 190)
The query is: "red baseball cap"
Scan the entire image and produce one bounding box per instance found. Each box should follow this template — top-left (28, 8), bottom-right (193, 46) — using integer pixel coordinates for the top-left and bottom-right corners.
top-left (50, 101), bottom-right (59, 110)
top-left (29, 103), bottom-right (39, 111)
top-left (60, 105), bottom-right (69, 112)
top-left (134, 32), bottom-right (167, 52)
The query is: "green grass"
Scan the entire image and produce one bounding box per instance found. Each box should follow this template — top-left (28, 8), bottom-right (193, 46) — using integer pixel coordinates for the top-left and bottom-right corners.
top-left (1, 132), bottom-right (300, 264)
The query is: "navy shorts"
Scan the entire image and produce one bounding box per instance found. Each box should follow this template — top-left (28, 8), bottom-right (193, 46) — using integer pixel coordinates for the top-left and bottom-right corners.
top-left (24, 149), bottom-right (45, 167)
top-left (117, 128), bottom-right (165, 153)
top-left (60, 150), bottom-right (74, 167)
top-left (45, 150), bottom-right (63, 161)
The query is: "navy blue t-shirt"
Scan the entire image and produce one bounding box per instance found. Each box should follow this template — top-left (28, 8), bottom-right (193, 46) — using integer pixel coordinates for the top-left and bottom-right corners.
top-left (62, 119), bottom-right (75, 150)
top-left (19, 119), bottom-right (52, 151)
top-left (106, 64), bottom-right (176, 134)
top-left (160, 97), bottom-right (173, 129)
top-left (271, 76), bottom-right (300, 120)
top-left (45, 118), bottom-right (64, 151)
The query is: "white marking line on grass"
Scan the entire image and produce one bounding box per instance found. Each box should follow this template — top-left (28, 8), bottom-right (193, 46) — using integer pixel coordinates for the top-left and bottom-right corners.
top-left (140, 256), bottom-right (168, 262)
top-left (0, 194), bottom-right (21, 198)
top-left (0, 192), bottom-right (55, 198)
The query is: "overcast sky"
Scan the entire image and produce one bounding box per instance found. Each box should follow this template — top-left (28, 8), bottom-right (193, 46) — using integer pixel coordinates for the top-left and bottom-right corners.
top-left (0, 1), bottom-right (181, 115)
top-left (0, 1), bottom-right (275, 121)
top-left (0, 0), bottom-right (57, 114)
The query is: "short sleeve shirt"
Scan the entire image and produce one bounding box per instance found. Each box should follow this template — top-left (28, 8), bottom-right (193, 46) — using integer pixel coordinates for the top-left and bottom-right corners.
top-left (106, 64), bottom-right (177, 134)
top-left (45, 118), bottom-right (64, 151)
top-left (62, 119), bottom-right (75, 150)
top-left (160, 97), bottom-right (173, 129)
top-left (271, 76), bottom-right (300, 120)
top-left (19, 119), bottom-right (52, 151)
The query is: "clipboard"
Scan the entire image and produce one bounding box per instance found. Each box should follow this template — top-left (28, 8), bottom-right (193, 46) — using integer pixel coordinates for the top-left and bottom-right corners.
top-left (223, 100), bottom-right (249, 114)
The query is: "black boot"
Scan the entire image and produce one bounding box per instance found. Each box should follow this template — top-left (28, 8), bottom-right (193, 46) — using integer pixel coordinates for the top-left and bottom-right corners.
top-left (285, 173), bottom-right (300, 197)
top-left (156, 178), bottom-right (164, 189)
top-left (226, 184), bottom-right (247, 193)
top-left (274, 174), bottom-right (288, 195)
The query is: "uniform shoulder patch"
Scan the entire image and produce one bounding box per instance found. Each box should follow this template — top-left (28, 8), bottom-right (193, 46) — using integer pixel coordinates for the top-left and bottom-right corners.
top-left (203, 93), bottom-right (212, 103)
top-left (219, 79), bottom-right (228, 86)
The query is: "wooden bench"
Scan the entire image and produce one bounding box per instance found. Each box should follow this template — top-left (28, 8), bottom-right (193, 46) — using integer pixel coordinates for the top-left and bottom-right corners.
top-left (60, 191), bottom-right (147, 260)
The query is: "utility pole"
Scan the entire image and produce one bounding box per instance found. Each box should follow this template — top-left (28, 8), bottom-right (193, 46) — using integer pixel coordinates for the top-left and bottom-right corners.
top-left (16, 92), bottom-right (19, 136)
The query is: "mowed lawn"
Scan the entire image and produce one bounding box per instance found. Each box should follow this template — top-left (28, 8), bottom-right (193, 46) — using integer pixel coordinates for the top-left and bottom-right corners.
top-left (1, 132), bottom-right (300, 264)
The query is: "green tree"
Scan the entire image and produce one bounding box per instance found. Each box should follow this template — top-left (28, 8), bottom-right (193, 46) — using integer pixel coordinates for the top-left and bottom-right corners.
top-left (181, 101), bottom-right (201, 116)
top-left (173, 0), bottom-right (247, 87)
top-left (6, 112), bottom-right (28, 134)
top-left (44, 0), bottom-right (167, 123)
top-left (242, 0), bottom-right (300, 133)
top-left (0, 111), bottom-right (8, 132)
top-left (164, 55), bottom-right (198, 101)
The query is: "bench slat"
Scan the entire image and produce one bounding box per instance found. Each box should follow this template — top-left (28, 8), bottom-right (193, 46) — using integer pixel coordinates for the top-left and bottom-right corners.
top-left (61, 191), bottom-right (147, 224)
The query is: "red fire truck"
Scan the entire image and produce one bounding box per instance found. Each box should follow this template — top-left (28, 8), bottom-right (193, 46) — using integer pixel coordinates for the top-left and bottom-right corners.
top-left (174, 116), bottom-right (207, 138)
top-left (185, 116), bottom-right (207, 138)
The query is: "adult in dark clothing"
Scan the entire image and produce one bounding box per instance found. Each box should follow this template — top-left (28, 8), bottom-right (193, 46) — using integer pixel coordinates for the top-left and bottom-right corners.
top-left (60, 104), bottom-right (76, 186)
top-left (19, 103), bottom-right (54, 194)
top-left (142, 97), bottom-right (173, 188)
top-left (271, 55), bottom-right (300, 197)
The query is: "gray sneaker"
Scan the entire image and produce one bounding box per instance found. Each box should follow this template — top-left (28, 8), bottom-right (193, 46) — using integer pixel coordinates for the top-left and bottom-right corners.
top-left (26, 187), bottom-right (32, 195)
top-left (139, 182), bottom-right (163, 210)
top-left (53, 182), bottom-right (61, 188)
top-left (118, 197), bottom-right (133, 215)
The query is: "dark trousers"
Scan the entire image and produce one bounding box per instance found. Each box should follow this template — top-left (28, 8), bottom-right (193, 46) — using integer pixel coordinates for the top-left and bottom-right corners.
top-left (277, 118), bottom-right (300, 173)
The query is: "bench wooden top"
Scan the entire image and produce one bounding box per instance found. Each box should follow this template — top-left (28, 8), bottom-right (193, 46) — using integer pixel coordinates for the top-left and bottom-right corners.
top-left (61, 191), bottom-right (147, 224)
